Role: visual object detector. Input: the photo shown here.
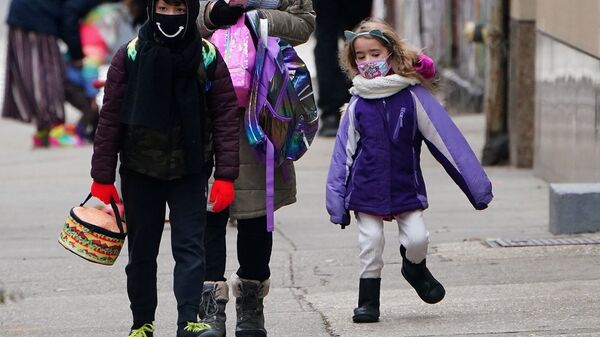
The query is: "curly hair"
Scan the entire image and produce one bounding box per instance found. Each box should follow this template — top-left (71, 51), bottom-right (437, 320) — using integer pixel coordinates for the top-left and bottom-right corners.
top-left (340, 18), bottom-right (434, 90)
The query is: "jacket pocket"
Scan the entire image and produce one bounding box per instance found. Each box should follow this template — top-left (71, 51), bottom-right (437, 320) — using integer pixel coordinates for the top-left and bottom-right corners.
top-left (347, 148), bottom-right (363, 191)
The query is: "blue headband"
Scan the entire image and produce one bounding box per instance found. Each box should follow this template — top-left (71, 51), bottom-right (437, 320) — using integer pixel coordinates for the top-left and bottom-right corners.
top-left (344, 29), bottom-right (392, 46)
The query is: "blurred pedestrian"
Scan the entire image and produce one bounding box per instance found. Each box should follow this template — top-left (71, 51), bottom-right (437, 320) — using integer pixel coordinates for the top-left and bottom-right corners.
top-left (1, 0), bottom-right (102, 147)
top-left (66, 1), bottom-right (139, 143)
top-left (314, 0), bottom-right (372, 137)
top-left (124, 0), bottom-right (148, 27)
top-left (326, 18), bottom-right (493, 323)
top-left (196, 1), bottom-right (315, 336)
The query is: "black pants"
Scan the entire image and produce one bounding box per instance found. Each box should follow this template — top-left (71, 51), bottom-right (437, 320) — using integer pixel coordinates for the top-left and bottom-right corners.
top-left (205, 211), bottom-right (273, 282)
top-left (120, 166), bottom-right (207, 327)
top-left (314, 0), bottom-right (373, 120)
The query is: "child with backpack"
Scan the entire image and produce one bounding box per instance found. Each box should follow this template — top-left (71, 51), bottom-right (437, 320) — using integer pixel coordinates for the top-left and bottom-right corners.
top-left (90, 0), bottom-right (240, 336)
top-left (326, 18), bottom-right (493, 323)
top-left (194, 1), bottom-right (315, 336)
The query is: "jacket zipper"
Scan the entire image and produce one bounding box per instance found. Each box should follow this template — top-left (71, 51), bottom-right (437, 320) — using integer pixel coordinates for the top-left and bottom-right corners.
top-left (383, 98), bottom-right (393, 215)
top-left (411, 102), bottom-right (419, 188)
top-left (393, 107), bottom-right (406, 141)
top-left (383, 99), bottom-right (389, 124)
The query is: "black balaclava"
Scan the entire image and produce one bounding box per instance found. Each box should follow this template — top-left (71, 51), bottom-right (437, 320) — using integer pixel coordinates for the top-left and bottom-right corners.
top-left (146, 0), bottom-right (200, 45)
top-left (122, 0), bottom-right (206, 174)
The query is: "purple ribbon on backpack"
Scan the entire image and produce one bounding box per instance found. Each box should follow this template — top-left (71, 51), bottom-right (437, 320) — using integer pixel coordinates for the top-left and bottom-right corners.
top-left (244, 12), bottom-right (318, 232)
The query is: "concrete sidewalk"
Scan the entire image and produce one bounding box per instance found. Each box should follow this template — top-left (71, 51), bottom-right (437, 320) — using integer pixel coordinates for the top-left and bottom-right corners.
top-left (1, 13), bottom-right (600, 335)
top-left (1, 111), bottom-right (600, 337)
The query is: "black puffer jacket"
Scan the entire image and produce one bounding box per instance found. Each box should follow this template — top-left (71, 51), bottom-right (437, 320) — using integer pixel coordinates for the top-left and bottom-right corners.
top-left (91, 40), bottom-right (239, 183)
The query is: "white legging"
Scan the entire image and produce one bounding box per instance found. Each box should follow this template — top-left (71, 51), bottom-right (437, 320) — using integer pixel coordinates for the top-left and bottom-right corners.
top-left (357, 210), bottom-right (429, 279)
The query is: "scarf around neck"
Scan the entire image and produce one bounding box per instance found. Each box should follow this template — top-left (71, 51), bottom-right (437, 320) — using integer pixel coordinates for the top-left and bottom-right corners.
top-left (349, 74), bottom-right (420, 99)
top-left (121, 19), bottom-right (206, 172)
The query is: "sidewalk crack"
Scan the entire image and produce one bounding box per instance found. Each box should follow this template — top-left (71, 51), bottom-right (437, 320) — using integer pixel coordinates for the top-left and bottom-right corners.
top-left (276, 228), bottom-right (339, 337)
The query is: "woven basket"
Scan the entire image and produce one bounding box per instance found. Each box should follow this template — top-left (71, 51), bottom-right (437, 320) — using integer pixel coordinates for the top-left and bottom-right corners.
top-left (58, 194), bottom-right (126, 265)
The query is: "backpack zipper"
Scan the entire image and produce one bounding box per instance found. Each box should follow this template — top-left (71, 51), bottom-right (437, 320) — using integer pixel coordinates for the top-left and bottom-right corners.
top-left (271, 74), bottom-right (292, 121)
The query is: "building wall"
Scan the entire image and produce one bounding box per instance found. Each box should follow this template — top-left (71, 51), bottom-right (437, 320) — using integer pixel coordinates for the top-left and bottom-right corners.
top-left (511, 0), bottom-right (536, 20)
top-left (536, 0), bottom-right (600, 58)
top-left (534, 0), bottom-right (600, 182)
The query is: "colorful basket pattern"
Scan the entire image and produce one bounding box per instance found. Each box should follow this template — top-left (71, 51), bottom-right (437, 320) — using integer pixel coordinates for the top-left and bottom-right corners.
top-left (58, 196), bottom-right (126, 266)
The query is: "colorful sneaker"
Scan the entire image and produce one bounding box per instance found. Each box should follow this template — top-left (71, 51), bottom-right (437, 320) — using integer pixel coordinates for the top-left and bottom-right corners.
top-left (49, 124), bottom-right (84, 147)
top-left (129, 323), bottom-right (155, 337)
top-left (177, 322), bottom-right (212, 337)
top-left (32, 130), bottom-right (49, 148)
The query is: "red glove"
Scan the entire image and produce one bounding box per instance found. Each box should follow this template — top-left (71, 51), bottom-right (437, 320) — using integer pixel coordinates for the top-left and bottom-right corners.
top-left (415, 53), bottom-right (435, 80)
top-left (209, 180), bottom-right (235, 213)
top-left (91, 181), bottom-right (121, 205)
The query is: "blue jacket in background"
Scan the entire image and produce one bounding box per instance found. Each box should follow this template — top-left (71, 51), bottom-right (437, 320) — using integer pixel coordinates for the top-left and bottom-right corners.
top-left (6, 0), bottom-right (101, 60)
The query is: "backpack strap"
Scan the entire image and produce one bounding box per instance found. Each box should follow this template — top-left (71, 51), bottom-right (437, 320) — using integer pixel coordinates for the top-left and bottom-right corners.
top-left (266, 138), bottom-right (275, 232)
top-left (200, 38), bottom-right (218, 92)
top-left (126, 37), bottom-right (139, 61)
top-left (201, 38), bottom-right (217, 69)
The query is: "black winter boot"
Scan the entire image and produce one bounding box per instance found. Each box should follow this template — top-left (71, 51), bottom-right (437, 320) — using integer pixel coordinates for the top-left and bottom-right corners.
top-left (400, 246), bottom-right (445, 304)
top-left (352, 278), bottom-right (381, 323)
top-left (198, 281), bottom-right (229, 337)
top-left (231, 274), bottom-right (269, 337)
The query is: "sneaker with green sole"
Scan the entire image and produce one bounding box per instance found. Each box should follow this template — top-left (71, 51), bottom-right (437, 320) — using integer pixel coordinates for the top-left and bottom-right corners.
top-left (129, 323), bottom-right (155, 337)
top-left (177, 322), bottom-right (213, 337)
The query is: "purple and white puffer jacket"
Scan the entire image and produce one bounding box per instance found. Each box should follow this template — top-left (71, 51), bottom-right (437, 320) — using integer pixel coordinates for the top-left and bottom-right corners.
top-left (326, 80), bottom-right (493, 225)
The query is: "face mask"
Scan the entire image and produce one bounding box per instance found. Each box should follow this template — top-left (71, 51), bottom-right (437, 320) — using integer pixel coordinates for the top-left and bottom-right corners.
top-left (356, 57), bottom-right (391, 79)
top-left (154, 13), bottom-right (187, 40)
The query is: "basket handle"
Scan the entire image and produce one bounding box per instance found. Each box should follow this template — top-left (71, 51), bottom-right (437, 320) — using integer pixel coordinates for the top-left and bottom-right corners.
top-left (81, 193), bottom-right (126, 235)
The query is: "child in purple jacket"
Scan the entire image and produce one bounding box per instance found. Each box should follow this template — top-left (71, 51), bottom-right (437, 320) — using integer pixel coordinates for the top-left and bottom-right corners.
top-left (326, 18), bottom-right (493, 323)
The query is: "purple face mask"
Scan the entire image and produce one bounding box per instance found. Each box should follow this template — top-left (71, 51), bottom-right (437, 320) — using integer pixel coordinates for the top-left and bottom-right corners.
top-left (356, 57), bottom-right (391, 79)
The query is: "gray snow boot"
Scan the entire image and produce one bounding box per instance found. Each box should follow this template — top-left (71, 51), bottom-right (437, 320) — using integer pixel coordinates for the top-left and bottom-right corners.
top-left (198, 281), bottom-right (229, 337)
top-left (231, 273), bottom-right (270, 337)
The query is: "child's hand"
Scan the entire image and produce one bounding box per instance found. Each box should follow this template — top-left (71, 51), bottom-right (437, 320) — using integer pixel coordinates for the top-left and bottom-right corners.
top-left (90, 181), bottom-right (121, 205)
top-left (210, 0), bottom-right (245, 27)
top-left (331, 211), bottom-right (351, 229)
top-left (475, 202), bottom-right (488, 210)
top-left (415, 53), bottom-right (435, 80)
top-left (210, 179), bottom-right (235, 212)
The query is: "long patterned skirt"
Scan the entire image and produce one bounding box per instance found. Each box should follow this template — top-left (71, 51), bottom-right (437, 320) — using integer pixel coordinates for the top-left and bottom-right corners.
top-left (1, 26), bottom-right (65, 130)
